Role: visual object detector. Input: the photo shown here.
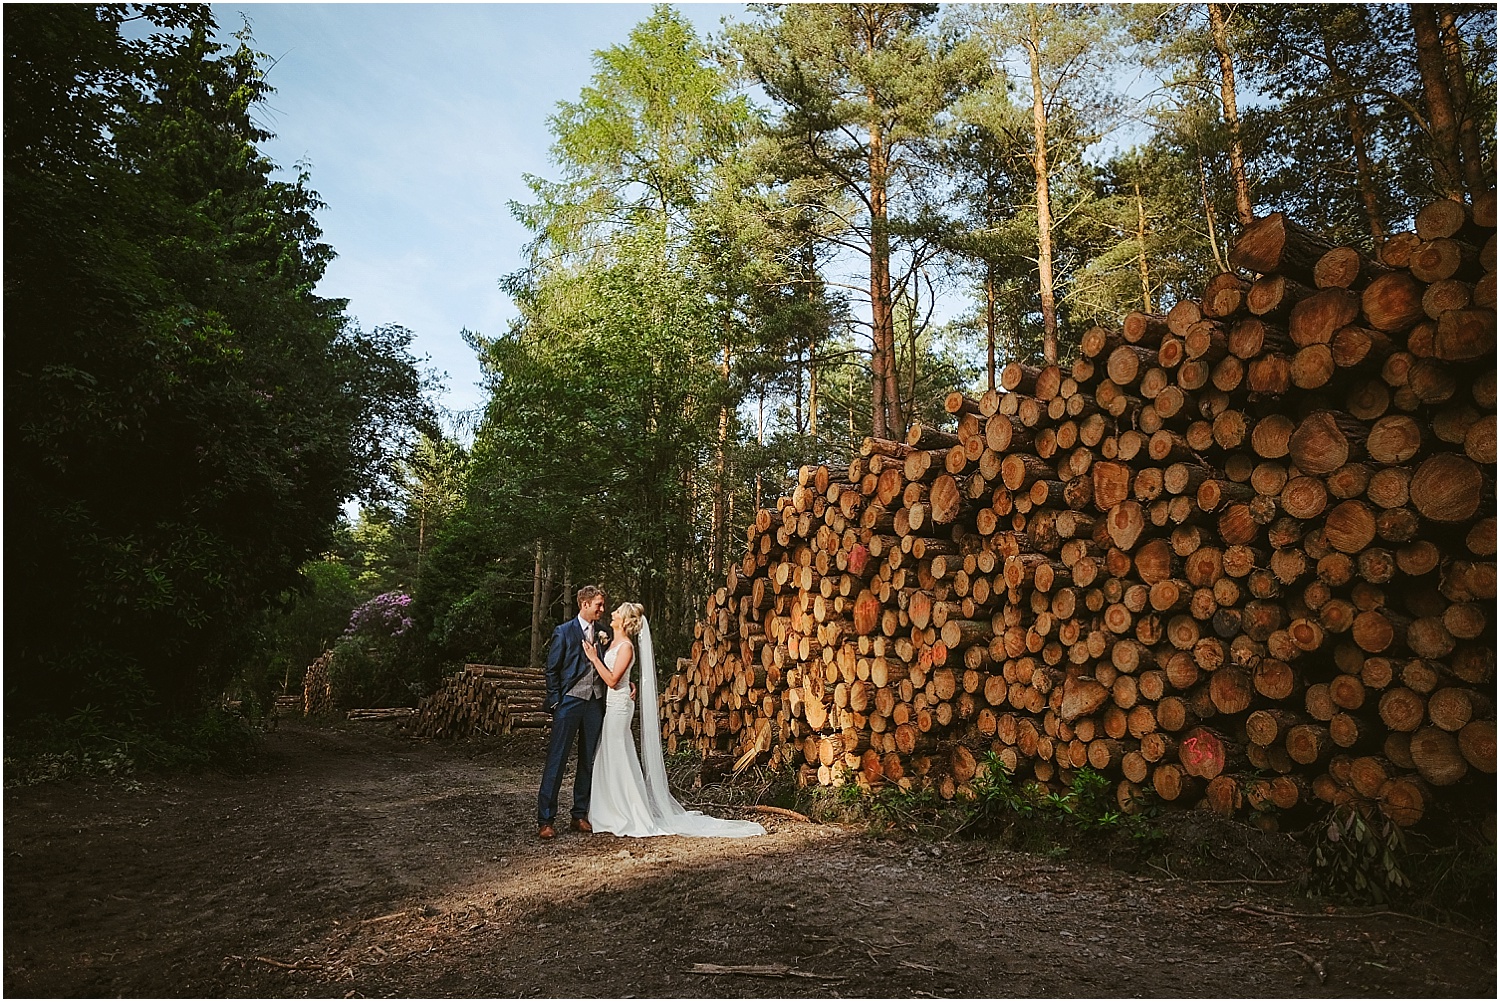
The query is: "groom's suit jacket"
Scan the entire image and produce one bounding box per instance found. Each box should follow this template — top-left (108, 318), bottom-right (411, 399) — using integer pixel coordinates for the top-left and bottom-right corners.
top-left (545, 618), bottom-right (613, 712)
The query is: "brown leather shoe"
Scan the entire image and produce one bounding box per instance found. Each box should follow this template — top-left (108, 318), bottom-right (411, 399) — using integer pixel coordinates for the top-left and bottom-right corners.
top-left (538, 823), bottom-right (556, 840)
top-left (570, 817), bottom-right (593, 834)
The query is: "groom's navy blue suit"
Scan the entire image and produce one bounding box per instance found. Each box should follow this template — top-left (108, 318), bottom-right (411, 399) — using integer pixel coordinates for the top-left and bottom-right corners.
top-left (537, 616), bottom-right (612, 825)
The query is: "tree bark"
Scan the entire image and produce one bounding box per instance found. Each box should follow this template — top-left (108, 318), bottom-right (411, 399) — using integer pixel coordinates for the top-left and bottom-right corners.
top-left (805, 241), bottom-right (820, 441)
top-left (1438, 6), bottom-right (1486, 198)
top-left (861, 12), bottom-right (901, 438)
top-left (1410, 4), bottom-right (1465, 200)
top-left (1320, 31), bottom-right (1385, 245)
top-left (530, 540), bottom-right (545, 668)
top-left (713, 331), bottom-right (731, 580)
top-left (1199, 154), bottom-right (1229, 273)
top-left (1135, 181), bottom-right (1154, 312)
top-left (986, 263), bottom-right (997, 391)
top-left (1207, 3), bottom-right (1254, 225)
top-left (1027, 6), bottom-right (1059, 363)
top-left (869, 203), bottom-right (888, 440)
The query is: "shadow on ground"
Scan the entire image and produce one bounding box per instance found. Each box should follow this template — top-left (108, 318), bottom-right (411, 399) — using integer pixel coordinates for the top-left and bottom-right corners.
top-left (5, 720), bottom-right (1493, 998)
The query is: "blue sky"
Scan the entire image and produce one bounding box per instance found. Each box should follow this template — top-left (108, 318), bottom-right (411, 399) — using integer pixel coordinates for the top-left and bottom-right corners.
top-left (213, 3), bottom-right (746, 422)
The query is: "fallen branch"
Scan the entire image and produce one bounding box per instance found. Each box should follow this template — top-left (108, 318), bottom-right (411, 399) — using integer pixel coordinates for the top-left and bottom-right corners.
top-left (252, 954), bottom-right (325, 972)
top-left (360, 910), bottom-right (410, 925)
top-left (1289, 948), bottom-right (1326, 984)
top-left (1232, 905), bottom-right (1494, 942)
top-left (692, 803), bottom-right (813, 824)
top-left (688, 962), bottom-right (845, 981)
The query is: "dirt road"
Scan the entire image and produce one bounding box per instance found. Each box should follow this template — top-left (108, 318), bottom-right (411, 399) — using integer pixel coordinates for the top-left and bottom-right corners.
top-left (4, 721), bottom-right (1493, 998)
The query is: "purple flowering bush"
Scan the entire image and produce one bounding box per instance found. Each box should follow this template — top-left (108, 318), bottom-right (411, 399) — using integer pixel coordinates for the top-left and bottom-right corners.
top-left (343, 591), bottom-right (415, 639)
top-left (330, 590), bottom-right (421, 707)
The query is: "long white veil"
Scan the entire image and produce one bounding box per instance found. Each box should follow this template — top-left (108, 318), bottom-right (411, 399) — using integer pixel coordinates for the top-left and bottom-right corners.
top-left (636, 616), bottom-right (765, 838)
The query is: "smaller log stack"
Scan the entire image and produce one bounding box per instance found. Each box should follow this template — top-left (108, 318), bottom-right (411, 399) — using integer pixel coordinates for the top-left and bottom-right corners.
top-left (302, 651), bottom-right (335, 716)
top-left (472, 664), bottom-right (553, 729)
top-left (404, 664), bottom-right (551, 738)
top-left (347, 707), bottom-right (416, 722)
top-left (662, 192), bottom-right (1496, 836)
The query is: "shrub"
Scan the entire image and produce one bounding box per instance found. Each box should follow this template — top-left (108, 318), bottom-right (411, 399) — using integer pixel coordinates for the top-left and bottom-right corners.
top-left (325, 590), bottom-right (430, 707)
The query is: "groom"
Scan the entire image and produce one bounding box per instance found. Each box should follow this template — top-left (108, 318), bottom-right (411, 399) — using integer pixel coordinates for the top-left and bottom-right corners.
top-left (537, 584), bottom-right (612, 839)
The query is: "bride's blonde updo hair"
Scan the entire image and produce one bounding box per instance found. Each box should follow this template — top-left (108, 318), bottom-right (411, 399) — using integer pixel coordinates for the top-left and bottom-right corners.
top-left (614, 602), bottom-right (645, 639)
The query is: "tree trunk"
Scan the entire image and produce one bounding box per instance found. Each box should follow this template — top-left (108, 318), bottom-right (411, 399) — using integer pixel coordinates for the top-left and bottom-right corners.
top-left (986, 264), bottom-right (997, 392)
top-left (417, 498), bottom-right (427, 583)
top-left (530, 540), bottom-right (545, 668)
top-left (1135, 181), bottom-right (1153, 312)
top-left (1207, 3), bottom-right (1254, 225)
top-left (1321, 31), bottom-right (1385, 245)
top-left (1027, 7), bottom-right (1059, 363)
top-left (863, 24), bottom-right (901, 440)
top-left (804, 240), bottom-right (821, 441)
top-left (808, 339), bottom-right (819, 440)
top-left (1438, 7), bottom-right (1486, 198)
top-left (1410, 4), bottom-right (1465, 200)
top-left (1199, 154), bottom-right (1229, 273)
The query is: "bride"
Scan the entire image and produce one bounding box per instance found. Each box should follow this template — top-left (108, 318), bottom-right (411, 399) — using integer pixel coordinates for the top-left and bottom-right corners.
top-left (581, 602), bottom-right (764, 839)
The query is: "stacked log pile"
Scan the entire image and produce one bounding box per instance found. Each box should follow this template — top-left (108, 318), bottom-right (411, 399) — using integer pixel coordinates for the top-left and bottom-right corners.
top-left (662, 196), bottom-right (1496, 831)
top-left (403, 664), bottom-right (551, 739)
top-left (303, 651), bottom-right (335, 716)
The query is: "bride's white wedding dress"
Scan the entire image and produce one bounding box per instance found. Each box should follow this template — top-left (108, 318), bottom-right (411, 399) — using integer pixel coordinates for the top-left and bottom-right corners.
top-left (588, 620), bottom-right (764, 839)
top-left (588, 645), bottom-right (667, 837)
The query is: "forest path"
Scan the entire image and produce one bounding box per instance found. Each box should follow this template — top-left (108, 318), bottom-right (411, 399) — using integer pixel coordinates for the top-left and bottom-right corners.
top-left (4, 720), bottom-right (1492, 998)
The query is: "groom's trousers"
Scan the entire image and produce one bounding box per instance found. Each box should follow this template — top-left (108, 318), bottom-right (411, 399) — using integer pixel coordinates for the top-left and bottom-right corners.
top-left (537, 694), bottom-right (605, 823)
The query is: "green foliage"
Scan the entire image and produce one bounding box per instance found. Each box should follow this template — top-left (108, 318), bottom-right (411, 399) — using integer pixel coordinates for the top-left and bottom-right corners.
top-left (5, 6), bottom-right (432, 737)
top-left (533, 3), bottom-right (752, 248)
top-left (242, 557), bottom-right (361, 698)
top-left (325, 640), bottom-right (412, 710)
top-left (1046, 765), bottom-right (1133, 832)
top-left (968, 751), bottom-right (1041, 822)
top-left (1304, 805), bottom-right (1495, 920)
top-left (10, 3), bottom-right (1495, 787)
top-left (965, 756), bottom-right (1162, 849)
top-left (801, 756), bottom-right (1165, 856)
top-left (4, 702), bottom-right (260, 788)
top-left (450, 8), bottom-right (793, 665)
top-left (477, 226), bottom-right (727, 645)
top-left (867, 783), bottom-right (948, 831)
top-left (731, 3), bottom-right (992, 427)
top-left (422, 4), bottom-right (1496, 707)
top-left (1235, 3), bottom-right (1427, 243)
top-left (322, 590), bottom-right (430, 707)
top-left (948, 2), bottom-right (1130, 356)
top-left (1306, 805), bottom-right (1413, 906)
